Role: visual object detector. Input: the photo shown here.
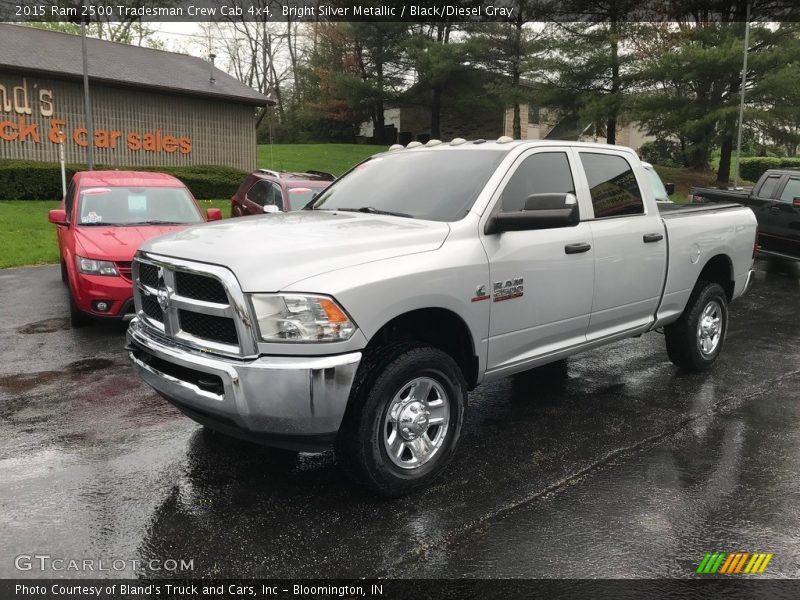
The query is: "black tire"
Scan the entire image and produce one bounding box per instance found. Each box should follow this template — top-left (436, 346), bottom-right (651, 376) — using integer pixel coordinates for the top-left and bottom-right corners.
top-left (335, 342), bottom-right (467, 497)
top-left (68, 286), bottom-right (90, 328)
top-left (665, 281), bottom-right (728, 372)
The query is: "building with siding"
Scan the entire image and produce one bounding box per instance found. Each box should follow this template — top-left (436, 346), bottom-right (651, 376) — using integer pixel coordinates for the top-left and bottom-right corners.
top-left (0, 24), bottom-right (271, 171)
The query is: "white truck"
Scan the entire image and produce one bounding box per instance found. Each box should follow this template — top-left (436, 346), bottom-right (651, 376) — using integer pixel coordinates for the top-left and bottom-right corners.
top-left (126, 140), bottom-right (757, 496)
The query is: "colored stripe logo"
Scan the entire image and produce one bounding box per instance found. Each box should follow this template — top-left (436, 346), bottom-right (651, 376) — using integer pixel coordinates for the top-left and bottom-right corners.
top-left (696, 552), bottom-right (773, 574)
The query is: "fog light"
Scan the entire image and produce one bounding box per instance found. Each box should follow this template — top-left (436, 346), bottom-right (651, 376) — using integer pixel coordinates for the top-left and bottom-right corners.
top-left (93, 300), bottom-right (111, 312)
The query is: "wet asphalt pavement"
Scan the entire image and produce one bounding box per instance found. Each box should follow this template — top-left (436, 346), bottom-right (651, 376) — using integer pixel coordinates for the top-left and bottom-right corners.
top-left (0, 257), bottom-right (798, 580)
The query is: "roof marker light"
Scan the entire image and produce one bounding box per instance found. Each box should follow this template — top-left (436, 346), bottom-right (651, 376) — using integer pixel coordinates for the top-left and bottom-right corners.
top-left (425, 139), bottom-right (443, 147)
top-left (497, 136), bottom-right (514, 144)
top-left (450, 138), bottom-right (467, 146)
top-left (406, 141), bottom-right (423, 148)
top-left (388, 144), bottom-right (404, 151)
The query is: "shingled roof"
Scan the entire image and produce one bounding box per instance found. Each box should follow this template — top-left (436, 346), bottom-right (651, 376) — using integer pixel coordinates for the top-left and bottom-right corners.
top-left (0, 24), bottom-right (271, 106)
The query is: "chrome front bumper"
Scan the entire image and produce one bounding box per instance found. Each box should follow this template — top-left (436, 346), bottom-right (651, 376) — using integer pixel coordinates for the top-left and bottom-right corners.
top-left (126, 318), bottom-right (361, 450)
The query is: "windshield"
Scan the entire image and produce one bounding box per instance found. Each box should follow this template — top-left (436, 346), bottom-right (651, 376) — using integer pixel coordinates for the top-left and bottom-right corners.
top-left (77, 186), bottom-right (203, 226)
top-left (644, 167), bottom-right (669, 201)
top-left (310, 149), bottom-right (508, 222)
top-left (287, 187), bottom-right (323, 211)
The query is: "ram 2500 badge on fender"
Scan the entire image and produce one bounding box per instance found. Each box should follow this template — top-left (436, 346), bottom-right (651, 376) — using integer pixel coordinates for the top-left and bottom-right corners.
top-left (126, 140), bottom-right (757, 496)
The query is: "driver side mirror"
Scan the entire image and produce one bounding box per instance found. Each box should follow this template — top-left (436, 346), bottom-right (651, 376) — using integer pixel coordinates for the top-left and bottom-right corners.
top-left (206, 208), bottom-right (222, 221)
top-left (485, 193), bottom-right (580, 234)
top-left (48, 209), bottom-right (67, 226)
top-left (665, 182), bottom-right (675, 195)
top-left (263, 204), bottom-right (280, 214)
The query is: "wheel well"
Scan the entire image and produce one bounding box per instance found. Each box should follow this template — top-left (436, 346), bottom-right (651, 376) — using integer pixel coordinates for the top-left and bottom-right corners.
top-left (699, 254), bottom-right (734, 300)
top-left (367, 308), bottom-right (479, 390)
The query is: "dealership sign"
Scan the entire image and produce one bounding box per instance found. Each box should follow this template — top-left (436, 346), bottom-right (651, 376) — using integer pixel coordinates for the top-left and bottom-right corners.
top-left (0, 77), bottom-right (192, 154)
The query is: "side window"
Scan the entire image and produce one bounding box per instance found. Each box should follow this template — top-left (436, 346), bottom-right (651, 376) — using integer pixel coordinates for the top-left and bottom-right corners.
top-left (778, 178), bottom-right (800, 203)
top-left (246, 181), bottom-right (270, 206)
top-left (756, 175), bottom-right (781, 199)
top-left (64, 181), bottom-right (76, 223)
top-left (500, 152), bottom-right (575, 212)
top-left (266, 184), bottom-right (284, 211)
top-left (579, 152), bottom-right (644, 218)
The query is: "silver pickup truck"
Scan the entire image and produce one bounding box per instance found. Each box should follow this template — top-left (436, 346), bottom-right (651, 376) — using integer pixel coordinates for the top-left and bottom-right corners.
top-left (126, 140), bottom-right (757, 496)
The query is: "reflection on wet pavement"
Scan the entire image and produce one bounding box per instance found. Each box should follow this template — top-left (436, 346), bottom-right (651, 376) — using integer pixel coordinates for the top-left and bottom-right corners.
top-left (0, 258), bottom-right (798, 578)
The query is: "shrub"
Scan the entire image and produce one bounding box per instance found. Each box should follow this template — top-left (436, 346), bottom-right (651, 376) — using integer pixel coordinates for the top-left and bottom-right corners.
top-left (0, 160), bottom-right (247, 200)
top-left (738, 157), bottom-right (800, 182)
top-left (638, 139), bottom-right (683, 168)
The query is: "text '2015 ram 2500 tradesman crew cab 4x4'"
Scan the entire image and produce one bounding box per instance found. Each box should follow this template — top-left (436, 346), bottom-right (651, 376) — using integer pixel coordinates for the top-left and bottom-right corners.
top-left (126, 140), bottom-right (757, 496)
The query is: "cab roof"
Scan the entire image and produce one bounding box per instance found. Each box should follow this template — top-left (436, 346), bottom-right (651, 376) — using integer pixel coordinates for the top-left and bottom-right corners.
top-left (75, 170), bottom-right (186, 188)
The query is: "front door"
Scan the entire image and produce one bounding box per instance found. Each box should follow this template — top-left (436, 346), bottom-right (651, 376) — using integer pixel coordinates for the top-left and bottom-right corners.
top-left (482, 149), bottom-right (595, 373)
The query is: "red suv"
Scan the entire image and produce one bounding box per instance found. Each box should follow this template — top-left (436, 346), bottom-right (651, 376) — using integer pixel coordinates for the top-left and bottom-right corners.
top-left (48, 171), bottom-right (222, 326)
top-left (231, 169), bottom-right (334, 217)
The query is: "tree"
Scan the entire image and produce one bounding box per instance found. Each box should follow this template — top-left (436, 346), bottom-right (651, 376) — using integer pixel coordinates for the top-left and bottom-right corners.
top-left (465, 1), bottom-right (545, 139)
top-left (635, 8), bottom-right (799, 182)
top-left (406, 23), bottom-right (468, 139)
top-left (535, 1), bottom-right (643, 144)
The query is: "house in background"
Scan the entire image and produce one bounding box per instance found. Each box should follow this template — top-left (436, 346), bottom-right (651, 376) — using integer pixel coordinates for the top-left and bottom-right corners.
top-left (501, 104), bottom-right (655, 149)
top-left (360, 72), bottom-right (654, 150)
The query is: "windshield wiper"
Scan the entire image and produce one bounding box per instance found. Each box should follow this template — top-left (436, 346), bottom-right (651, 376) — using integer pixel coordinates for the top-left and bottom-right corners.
top-left (78, 222), bottom-right (123, 227)
top-left (335, 206), bottom-right (413, 218)
top-left (127, 220), bottom-right (186, 225)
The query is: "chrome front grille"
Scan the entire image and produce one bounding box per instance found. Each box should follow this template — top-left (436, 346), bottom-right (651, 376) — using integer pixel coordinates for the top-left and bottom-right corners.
top-left (132, 252), bottom-right (256, 357)
top-left (175, 271), bottom-right (228, 303)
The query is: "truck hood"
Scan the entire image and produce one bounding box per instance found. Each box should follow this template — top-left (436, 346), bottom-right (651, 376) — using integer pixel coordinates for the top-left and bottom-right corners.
top-left (139, 211), bottom-right (451, 291)
top-left (74, 224), bottom-right (188, 263)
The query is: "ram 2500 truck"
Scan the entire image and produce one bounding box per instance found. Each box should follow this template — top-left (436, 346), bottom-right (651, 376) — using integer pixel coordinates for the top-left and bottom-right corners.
top-left (126, 140), bottom-right (757, 496)
top-left (689, 168), bottom-right (800, 260)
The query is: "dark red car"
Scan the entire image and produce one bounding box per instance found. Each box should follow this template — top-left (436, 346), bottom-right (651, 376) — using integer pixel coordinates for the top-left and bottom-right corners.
top-left (231, 169), bottom-right (334, 217)
top-left (48, 171), bottom-right (222, 326)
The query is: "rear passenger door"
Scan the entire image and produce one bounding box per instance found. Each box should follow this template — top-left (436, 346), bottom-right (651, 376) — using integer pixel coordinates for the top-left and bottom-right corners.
top-left (577, 150), bottom-right (667, 340)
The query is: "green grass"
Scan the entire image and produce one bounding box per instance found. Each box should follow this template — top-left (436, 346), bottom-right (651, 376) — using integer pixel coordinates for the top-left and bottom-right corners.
top-left (0, 200), bottom-right (231, 269)
top-left (0, 201), bottom-right (61, 268)
top-left (257, 143), bottom-right (387, 175)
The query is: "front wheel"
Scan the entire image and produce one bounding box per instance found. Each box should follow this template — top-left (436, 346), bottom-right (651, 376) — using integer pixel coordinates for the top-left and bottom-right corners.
top-left (665, 281), bottom-right (728, 372)
top-left (335, 343), bottom-right (467, 497)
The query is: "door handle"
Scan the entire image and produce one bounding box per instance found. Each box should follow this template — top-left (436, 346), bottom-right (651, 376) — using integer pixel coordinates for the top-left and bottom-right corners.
top-left (770, 205), bottom-right (780, 213)
top-left (565, 242), bottom-right (591, 254)
top-left (643, 232), bottom-right (664, 243)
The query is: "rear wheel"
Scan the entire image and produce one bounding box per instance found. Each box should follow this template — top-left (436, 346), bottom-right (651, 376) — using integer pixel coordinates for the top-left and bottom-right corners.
top-left (335, 343), bottom-right (467, 497)
top-left (665, 281), bottom-right (728, 372)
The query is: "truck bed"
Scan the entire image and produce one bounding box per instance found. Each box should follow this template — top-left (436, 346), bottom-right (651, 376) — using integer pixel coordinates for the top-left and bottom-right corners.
top-left (659, 202), bottom-right (744, 217)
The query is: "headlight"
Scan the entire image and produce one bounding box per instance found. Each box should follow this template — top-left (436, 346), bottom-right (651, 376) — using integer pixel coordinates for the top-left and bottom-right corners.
top-left (76, 255), bottom-right (118, 276)
top-left (250, 294), bottom-right (356, 342)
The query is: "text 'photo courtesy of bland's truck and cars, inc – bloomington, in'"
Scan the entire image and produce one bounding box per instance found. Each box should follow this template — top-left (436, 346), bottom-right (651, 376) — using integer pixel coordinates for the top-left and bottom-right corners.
top-left (1, 1), bottom-right (800, 599)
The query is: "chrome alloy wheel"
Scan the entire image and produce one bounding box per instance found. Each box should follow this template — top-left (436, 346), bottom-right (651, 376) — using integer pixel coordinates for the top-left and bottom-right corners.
top-left (383, 377), bottom-right (450, 470)
top-left (697, 300), bottom-right (723, 357)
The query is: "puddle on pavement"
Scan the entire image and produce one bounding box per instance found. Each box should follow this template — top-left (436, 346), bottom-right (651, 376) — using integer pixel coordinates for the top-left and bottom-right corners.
top-left (69, 358), bottom-right (115, 374)
top-left (0, 358), bottom-right (114, 395)
top-left (0, 371), bottom-right (60, 394)
top-left (17, 318), bottom-right (70, 334)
